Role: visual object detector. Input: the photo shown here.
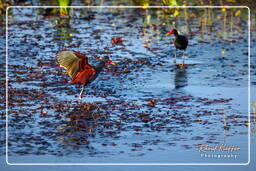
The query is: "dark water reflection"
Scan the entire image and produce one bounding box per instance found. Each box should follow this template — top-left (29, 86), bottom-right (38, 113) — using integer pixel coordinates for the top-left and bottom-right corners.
top-left (174, 64), bottom-right (188, 88)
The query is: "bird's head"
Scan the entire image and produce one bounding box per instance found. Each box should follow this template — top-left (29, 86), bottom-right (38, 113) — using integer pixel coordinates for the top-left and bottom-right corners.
top-left (96, 56), bottom-right (117, 65)
top-left (166, 29), bottom-right (178, 36)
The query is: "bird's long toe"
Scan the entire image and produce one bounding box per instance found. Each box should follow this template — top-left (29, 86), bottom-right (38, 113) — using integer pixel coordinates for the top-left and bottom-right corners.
top-left (79, 96), bottom-right (83, 101)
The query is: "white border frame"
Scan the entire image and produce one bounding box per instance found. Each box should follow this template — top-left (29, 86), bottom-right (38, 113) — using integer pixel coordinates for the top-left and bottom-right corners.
top-left (5, 5), bottom-right (251, 166)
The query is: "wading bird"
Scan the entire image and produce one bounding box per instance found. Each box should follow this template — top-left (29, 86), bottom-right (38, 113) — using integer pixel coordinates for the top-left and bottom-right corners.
top-left (57, 51), bottom-right (116, 100)
top-left (166, 29), bottom-right (188, 64)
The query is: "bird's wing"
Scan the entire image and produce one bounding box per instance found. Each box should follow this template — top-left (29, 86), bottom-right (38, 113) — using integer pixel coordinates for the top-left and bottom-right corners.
top-left (83, 64), bottom-right (96, 82)
top-left (56, 51), bottom-right (88, 78)
top-left (72, 51), bottom-right (89, 65)
top-left (174, 35), bottom-right (188, 49)
top-left (70, 64), bottom-right (96, 85)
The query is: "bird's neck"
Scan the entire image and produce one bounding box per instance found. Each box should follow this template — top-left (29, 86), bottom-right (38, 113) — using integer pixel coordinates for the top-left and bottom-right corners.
top-left (174, 32), bottom-right (179, 37)
top-left (95, 61), bottom-right (106, 73)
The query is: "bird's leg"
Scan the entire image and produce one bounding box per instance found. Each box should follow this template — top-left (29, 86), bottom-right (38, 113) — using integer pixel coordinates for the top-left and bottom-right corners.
top-left (173, 49), bottom-right (177, 64)
top-left (79, 86), bottom-right (85, 100)
top-left (182, 50), bottom-right (186, 64)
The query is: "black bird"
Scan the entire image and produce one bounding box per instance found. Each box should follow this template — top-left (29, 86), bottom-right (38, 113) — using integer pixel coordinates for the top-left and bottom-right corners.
top-left (166, 29), bottom-right (188, 64)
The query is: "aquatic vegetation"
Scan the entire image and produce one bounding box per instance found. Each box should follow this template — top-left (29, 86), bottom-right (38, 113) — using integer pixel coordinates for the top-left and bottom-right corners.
top-left (0, 0), bottom-right (255, 164)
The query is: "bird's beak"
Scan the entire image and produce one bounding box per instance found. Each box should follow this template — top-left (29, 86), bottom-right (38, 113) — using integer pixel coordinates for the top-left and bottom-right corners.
top-left (107, 60), bottom-right (117, 65)
top-left (166, 32), bottom-right (172, 36)
top-left (110, 62), bottom-right (117, 65)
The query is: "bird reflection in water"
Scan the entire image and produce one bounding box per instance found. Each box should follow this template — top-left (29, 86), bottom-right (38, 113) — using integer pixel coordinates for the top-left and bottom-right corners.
top-left (174, 64), bottom-right (188, 89)
top-left (57, 103), bottom-right (101, 149)
top-left (56, 102), bottom-right (119, 155)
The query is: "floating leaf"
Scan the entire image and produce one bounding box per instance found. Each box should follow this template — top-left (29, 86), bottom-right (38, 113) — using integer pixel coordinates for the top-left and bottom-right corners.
top-left (111, 37), bottom-right (124, 45)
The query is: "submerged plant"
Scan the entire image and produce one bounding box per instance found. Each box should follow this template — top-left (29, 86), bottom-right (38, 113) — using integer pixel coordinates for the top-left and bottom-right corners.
top-left (58, 0), bottom-right (71, 17)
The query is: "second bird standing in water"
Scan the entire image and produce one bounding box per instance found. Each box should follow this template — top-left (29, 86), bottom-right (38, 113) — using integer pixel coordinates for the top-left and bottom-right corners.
top-left (166, 29), bottom-right (188, 64)
top-left (57, 51), bottom-right (116, 100)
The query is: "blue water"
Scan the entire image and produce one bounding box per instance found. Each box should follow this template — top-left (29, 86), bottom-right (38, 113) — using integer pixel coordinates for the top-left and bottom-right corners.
top-left (0, 5), bottom-right (255, 171)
